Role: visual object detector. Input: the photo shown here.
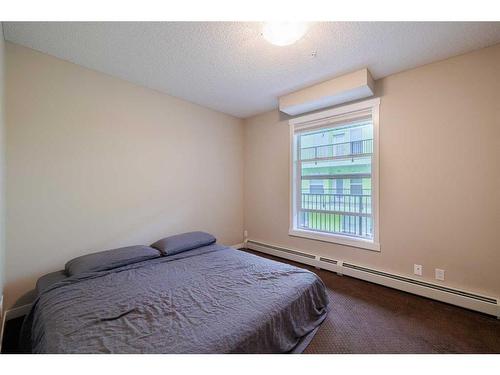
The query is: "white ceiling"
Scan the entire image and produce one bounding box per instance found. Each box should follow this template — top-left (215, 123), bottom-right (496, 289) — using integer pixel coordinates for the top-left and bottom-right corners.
top-left (4, 22), bottom-right (500, 118)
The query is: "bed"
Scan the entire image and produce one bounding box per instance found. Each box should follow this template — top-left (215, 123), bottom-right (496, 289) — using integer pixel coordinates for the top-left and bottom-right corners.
top-left (20, 232), bottom-right (329, 353)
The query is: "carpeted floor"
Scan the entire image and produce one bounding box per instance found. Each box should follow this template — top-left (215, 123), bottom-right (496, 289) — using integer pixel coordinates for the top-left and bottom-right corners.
top-left (242, 249), bottom-right (500, 354)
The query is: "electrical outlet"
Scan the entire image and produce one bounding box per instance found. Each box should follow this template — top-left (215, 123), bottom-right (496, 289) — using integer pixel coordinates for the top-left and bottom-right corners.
top-left (243, 230), bottom-right (248, 238)
top-left (435, 268), bottom-right (445, 281)
top-left (414, 264), bottom-right (422, 276)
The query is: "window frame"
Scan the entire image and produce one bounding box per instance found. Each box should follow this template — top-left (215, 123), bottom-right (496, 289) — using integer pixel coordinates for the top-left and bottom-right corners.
top-left (288, 98), bottom-right (381, 252)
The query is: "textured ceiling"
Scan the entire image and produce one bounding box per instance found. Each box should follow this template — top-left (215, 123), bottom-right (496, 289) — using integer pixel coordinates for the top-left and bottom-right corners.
top-left (4, 22), bottom-right (500, 118)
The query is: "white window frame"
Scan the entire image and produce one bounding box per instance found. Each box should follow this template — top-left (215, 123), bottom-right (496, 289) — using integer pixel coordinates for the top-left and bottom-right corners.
top-left (288, 98), bottom-right (381, 252)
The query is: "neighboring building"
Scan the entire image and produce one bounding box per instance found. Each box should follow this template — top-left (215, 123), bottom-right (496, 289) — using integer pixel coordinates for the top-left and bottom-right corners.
top-left (298, 121), bottom-right (373, 238)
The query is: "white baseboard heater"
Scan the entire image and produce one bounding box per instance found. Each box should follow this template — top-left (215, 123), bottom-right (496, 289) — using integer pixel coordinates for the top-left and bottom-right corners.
top-left (245, 239), bottom-right (500, 318)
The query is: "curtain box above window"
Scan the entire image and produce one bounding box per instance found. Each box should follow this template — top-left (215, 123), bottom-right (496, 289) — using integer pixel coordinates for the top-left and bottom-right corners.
top-left (279, 68), bottom-right (375, 116)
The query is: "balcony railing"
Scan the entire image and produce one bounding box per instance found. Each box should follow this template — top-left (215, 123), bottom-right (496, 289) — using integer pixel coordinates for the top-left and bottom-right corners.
top-left (301, 139), bottom-right (373, 161)
top-left (298, 189), bottom-right (373, 238)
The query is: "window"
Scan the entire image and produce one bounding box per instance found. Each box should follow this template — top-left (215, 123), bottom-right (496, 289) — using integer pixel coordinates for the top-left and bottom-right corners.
top-left (353, 130), bottom-right (366, 156)
top-left (350, 178), bottom-right (363, 195)
top-left (333, 133), bottom-right (345, 156)
top-left (310, 180), bottom-right (325, 194)
top-left (289, 98), bottom-right (380, 251)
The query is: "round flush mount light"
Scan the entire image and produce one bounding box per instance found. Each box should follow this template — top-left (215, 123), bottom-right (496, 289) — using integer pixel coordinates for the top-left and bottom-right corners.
top-left (262, 22), bottom-right (309, 46)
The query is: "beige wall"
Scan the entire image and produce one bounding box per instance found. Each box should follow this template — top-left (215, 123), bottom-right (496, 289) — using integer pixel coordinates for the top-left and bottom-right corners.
top-left (5, 42), bottom-right (244, 308)
top-left (244, 44), bottom-right (500, 298)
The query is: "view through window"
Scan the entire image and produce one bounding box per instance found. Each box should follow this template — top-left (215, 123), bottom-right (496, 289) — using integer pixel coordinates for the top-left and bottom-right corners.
top-left (294, 116), bottom-right (374, 240)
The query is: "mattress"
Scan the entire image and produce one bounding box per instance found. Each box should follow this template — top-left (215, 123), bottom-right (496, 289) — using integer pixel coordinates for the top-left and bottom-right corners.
top-left (21, 244), bottom-right (329, 353)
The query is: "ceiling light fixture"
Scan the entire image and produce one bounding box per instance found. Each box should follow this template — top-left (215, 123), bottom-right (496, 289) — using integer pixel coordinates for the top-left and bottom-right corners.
top-left (262, 22), bottom-right (309, 46)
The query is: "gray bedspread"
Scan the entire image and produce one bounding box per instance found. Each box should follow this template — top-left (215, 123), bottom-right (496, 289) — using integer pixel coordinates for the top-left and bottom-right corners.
top-left (21, 245), bottom-right (329, 353)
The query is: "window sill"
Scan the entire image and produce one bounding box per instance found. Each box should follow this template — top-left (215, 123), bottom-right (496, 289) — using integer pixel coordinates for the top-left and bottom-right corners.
top-left (288, 228), bottom-right (380, 252)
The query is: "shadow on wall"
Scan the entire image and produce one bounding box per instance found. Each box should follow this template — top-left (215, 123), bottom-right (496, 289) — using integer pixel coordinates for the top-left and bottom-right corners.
top-left (4, 276), bottom-right (38, 309)
top-left (11, 288), bottom-right (36, 308)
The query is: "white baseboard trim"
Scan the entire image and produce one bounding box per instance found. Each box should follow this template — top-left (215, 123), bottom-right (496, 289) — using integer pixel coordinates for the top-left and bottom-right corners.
top-left (246, 239), bottom-right (500, 318)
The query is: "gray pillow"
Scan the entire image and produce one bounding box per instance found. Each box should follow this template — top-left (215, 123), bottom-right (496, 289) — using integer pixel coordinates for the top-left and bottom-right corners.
top-left (151, 231), bottom-right (216, 256)
top-left (65, 245), bottom-right (161, 276)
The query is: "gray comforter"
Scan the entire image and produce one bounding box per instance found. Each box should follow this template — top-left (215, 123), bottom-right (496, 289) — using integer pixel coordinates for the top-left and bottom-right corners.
top-left (21, 245), bottom-right (329, 353)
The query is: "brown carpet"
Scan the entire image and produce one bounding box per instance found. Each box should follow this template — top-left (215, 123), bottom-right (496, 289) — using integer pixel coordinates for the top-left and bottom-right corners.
top-left (243, 249), bottom-right (500, 354)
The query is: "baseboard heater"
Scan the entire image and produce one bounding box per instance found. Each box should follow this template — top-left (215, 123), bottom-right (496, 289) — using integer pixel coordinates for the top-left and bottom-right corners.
top-left (245, 239), bottom-right (500, 318)
top-left (250, 241), bottom-right (316, 259)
